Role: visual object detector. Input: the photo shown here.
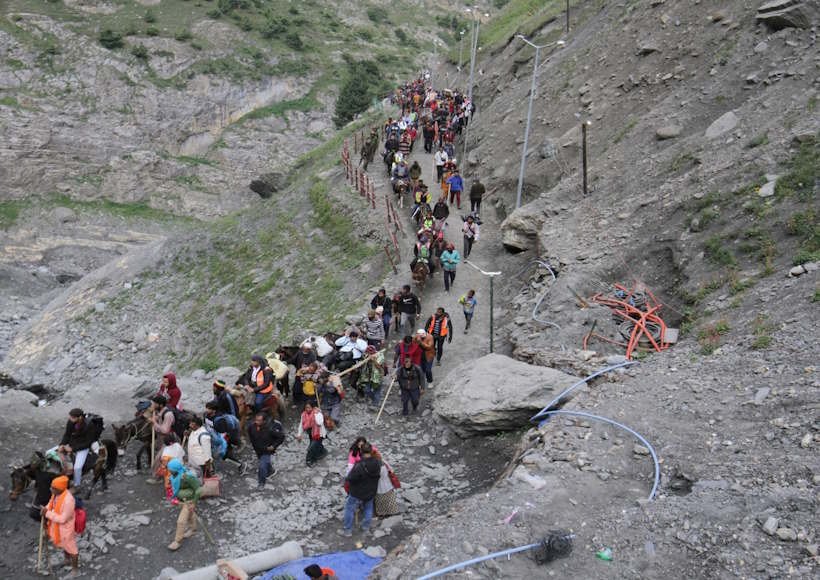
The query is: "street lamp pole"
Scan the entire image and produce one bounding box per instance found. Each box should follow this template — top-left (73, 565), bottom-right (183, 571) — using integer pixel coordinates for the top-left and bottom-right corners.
top-left (463, 260), bottom-right (502, 353)
top-left (458, 29), bottom-right (465, 73)
top-left (514, 35), bottom-right (564, 209)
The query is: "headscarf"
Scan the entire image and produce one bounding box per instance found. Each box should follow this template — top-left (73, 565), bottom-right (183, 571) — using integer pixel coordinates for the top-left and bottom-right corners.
top-left (51, 475), bottom-right (69, 491)
top-left (167, 458), bottom-right (188, 498)
top-left (163, 372), bottom-right (178, 391)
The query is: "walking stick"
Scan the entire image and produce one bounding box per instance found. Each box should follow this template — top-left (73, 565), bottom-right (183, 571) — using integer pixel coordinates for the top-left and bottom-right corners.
top-left (150, 412), bottom-right (157, 471)
top-left (36, 514), bottom-right (45, 574)
top-left (374, 372), bottom-right (397, 425)
top-left (193, 510), bottom-right (215, 545)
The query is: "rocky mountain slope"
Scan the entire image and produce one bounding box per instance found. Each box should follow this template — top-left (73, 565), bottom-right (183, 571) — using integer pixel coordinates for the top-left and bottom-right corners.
top-left (0, 0), bottom-right (817, 579)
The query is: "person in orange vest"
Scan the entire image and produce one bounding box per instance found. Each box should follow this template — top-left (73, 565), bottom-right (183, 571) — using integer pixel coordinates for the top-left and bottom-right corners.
top-left (42, 475), bottom-right (79, 576)
top-left (304, 563), bottom-right (338, 579)
top-left (424, 307), bottom-right (453, 366)
top-left (238, 355), bottom-right (274, 412)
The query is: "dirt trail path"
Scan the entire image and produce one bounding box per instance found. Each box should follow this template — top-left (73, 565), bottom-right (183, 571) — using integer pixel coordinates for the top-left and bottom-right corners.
top-left (369, 121), bottom-right (503, 378)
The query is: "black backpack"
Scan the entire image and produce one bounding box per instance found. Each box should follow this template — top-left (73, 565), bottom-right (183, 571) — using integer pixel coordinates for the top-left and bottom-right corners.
top-left (269, 420), bottom-right (285, 449)
top-left (163, 408), bottom-right (191, 441)
top-left (87, 414), bottom-right (105, 440)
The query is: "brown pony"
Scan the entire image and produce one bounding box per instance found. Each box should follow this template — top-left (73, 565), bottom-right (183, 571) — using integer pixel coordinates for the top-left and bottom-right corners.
top-left (229, 385), bottom-right (286, 440)
top-left (412, 261), bottom-right (429, 293)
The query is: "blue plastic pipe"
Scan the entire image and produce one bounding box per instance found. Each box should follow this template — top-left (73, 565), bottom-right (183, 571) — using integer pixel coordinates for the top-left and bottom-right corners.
top-left (416, 542), bottom-right (543, 580)
top-left (531, 360), bottom-right (638, 422)
top-left (535, 409), bottom-right (660, 501)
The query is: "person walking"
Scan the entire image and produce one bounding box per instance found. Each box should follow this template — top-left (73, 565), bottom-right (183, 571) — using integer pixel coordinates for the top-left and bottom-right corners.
top-left (393, 335), bottom-right (422, 368)
top-left (414, 329), bottom-right (435, 384)
top-left (446, 169), bottom-right (465, 210)
top-left (396, 285), bottom-right (421, 336)
top-left (439, 243), bottom-right (461, 293)
top-left (363, 309), bottom-right (385, 350)
top-left (369, 288), bottom-right (392, 340)
top-left (186, 415), bottom-right (212, 479)
top-left (425, 307), bottom-right (453, 366)
top-left (204, 402), bottom-right (245, 475)
top-left (317, 372), bottom-right (344, 425)
top-left (338, 443), bottom-right (381, 537)
top-left (359, 346), bottom-right (387, 409)
top-left (458, 289), bottom-right (478, 333)
top-left (462, 215), bottom-right (479, 258)
top-left (247, 412), bottom-right (285, 490)
top-left (57, 408), bottom-right (97, 490)
top-left (469, 176), bottom-right (486, 216)
top-left (296, 403), bottom-right (327, 467)
top-left (42, 475), bottom-right (79, 576)
top-left (396, 357), bottom-right (426, 416)
top-left (166, 459), bottom-right (202, 551)
top-left (434, 146), bottom-right (448, 182)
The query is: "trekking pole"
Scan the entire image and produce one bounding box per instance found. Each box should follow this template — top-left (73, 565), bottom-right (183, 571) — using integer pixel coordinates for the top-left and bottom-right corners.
top-left (374, 373), bottom-right (397, 425)
top-left (193, 510), bottom-right (215, 545)
top-left (36, 514), bottom-right (45, 574)
top-left (150, 413), bottom-right (156, 471)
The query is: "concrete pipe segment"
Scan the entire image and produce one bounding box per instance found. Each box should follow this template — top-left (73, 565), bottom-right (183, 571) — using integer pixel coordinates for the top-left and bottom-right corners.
top-left (168, 541), bottom-right (303, 580)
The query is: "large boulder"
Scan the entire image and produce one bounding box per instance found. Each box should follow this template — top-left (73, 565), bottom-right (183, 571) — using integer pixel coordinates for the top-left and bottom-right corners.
top-left (434, 353), bottom-right (577, 437)
top-left (500, 199), bottom-right (550, 252)
top-left (756, 0), bottom-right (818, 30)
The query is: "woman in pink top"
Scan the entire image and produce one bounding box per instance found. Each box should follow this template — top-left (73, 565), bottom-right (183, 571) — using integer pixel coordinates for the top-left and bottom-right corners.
top-left (346, 437), bottom-right (379, 474)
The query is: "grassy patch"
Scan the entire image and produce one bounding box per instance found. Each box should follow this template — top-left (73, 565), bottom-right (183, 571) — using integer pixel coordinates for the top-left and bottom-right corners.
top-left (0, 95), bottom-right (20, 107)
top-left (613, 117), bottom-right (637, 144)
top-left (704, 235), bottom-right (736, 267)
top-left (786, 208), bottom-right (819, 265)
top-left (775, 137), bottom-right (818, 201)
top-left (669, 151), bottom-right (700, 173)
top-left (750, 314), bottom-right (773, 350)
top-left (746, 132), bottom-right (768, 149)
top-left (0, 200), bottom-right (24, 229)
top-left (172, 155), bottom-right (216, 167)
top-left (698, 319), bottom-right (730, 355)
top-left (242, 95), bottom-right (319, 121)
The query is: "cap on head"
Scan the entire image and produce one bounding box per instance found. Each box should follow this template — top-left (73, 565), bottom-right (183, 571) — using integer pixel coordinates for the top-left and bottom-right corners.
top-left (416, 329), bottom-right (426, 336)
top-left (68, 408), bottom-right (84, 418)
top-left (213, 380), bottom-right (226, 390)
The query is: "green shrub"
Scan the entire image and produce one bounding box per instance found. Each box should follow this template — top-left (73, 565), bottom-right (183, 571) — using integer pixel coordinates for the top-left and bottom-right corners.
top-left (131, 44), bottom-right (149, 60)
top-left (261, 17), bottom-right (288, 38)
top-left (144, 9), bottom-right (156, 23)
top-left (704, 236), bottom-right (736, 267)
top-left (146, 26), bottom-right (159, 37)
top-left (285, 32), bottom-right (303, 50)
top-left (99, 29), bottom-right (124, 50)
top-left (367, 6), bottom-right (388, 23)
top-left (333, 59), bottom-right (384, 128)
top-left (175, 30), bottom-right (193, 42)
top-left (775, 138), bottom-right (818, 201)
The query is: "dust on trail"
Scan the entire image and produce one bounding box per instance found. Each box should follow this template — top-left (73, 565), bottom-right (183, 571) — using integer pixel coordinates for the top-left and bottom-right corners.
top-left (0, 108), bottom-right (518, 580)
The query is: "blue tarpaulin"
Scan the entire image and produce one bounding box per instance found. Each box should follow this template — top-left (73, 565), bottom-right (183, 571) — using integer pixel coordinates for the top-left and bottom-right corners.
top-left (255, 550), bottom-right (383, 580)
